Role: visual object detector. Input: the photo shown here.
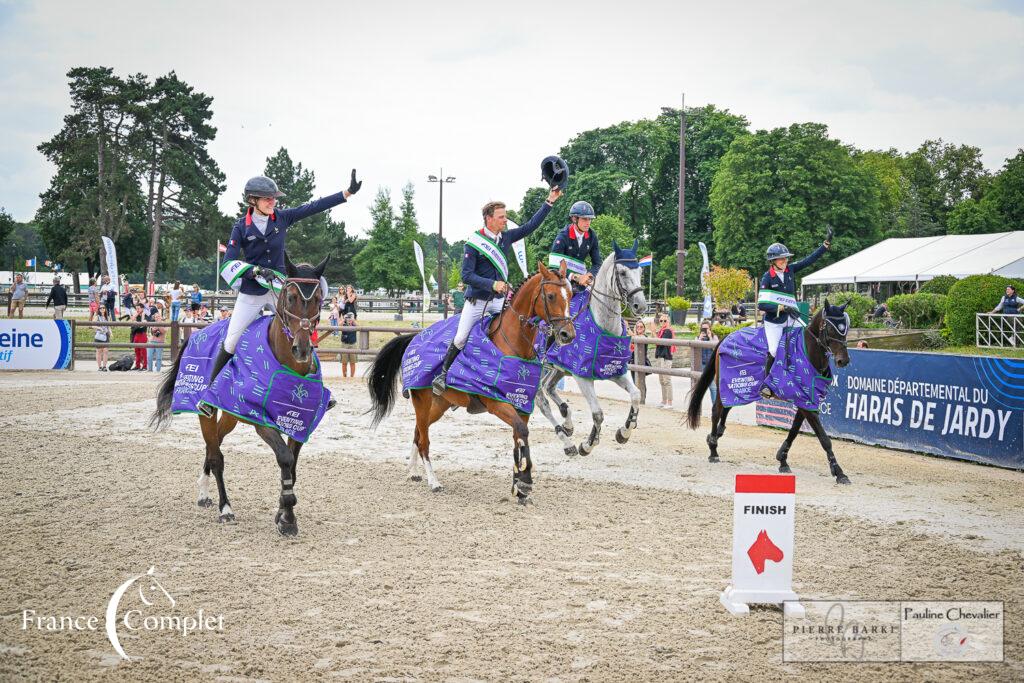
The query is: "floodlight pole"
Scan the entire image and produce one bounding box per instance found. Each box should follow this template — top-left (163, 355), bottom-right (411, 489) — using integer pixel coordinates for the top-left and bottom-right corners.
top-left (676, 92), bottom-right (686, 298)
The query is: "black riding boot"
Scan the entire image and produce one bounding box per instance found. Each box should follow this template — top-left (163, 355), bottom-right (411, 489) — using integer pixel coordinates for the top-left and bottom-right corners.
top-left (432, 344), bottom-right (462, 395)
top-left (760, 355), bottom-right (776, 399)
top-left (199, 347), bottom-right (234, 417)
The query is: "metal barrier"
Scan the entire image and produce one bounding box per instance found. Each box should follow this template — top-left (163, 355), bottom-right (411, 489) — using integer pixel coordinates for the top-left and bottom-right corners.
top-left (976, 313), bottom-right (1024, 348)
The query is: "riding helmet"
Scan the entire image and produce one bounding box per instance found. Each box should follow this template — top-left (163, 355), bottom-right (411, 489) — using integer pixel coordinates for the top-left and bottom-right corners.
top-left (766, 243), bottom-right (794, 261)
top-left (244, 176), bottom-right (285, 199)
top-left (569, 200), bottom-right (596, 219)
top-left (541, 155), bottom-right (570, 190)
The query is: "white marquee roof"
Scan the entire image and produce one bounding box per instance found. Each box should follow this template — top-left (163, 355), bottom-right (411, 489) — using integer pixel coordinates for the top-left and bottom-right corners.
top-left (800, 231), bottom-right (1024, 285)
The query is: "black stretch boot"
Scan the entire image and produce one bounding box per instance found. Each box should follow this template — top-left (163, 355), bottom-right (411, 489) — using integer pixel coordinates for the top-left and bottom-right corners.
top-left (432, 344), bottom-right (462, 396)
top-left (199, 347), bottom-right (233, 417)
top-left (760, 355), bottom-right (776, 399)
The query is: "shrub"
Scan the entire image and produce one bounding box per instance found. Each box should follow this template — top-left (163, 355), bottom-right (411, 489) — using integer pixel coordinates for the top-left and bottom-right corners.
top-left (919, 275), bottom-right (958, 295)
top-left (712, 321), bottom-right (755, 339)
top-left (921, 329), bottom-right (947, 349)
top-left (821, 291), bottom-right (875, 327)
top-left (944, 274), bottom-right (1024, 345)
top-left (886, 293), bottom-right (947, 329)
top-left (666, 296), bottom-right (691, 311)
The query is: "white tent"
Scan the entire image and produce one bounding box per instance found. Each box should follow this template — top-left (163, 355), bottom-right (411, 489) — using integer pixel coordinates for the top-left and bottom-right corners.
top-left (801, 231), bottom-right (1024, 288)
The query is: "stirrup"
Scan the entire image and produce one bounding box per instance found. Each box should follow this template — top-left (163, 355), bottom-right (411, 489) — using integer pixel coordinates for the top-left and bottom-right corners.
top-left (759, 386), bottom-right (774, 400)
top-left (431, 374), bottom-right (447, 396)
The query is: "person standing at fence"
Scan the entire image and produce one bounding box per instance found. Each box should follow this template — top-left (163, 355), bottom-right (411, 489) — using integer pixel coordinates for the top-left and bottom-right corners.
top-left (8, 273), bottom-right (28, 318)
top-left (87, 278), bottom-right (100, 321)
top-left (989, 285), bottom-right (1021, 315)
top-left (93, 307), bottom-right (112, 371)
top-left (130, 304), bottom-right (149, 370)
top-left (169, 281), bottom-right (182, 321)
top-left (653, 314), bottom-right (675, 408)
top-left (100, 275), bottom-right (117, 320)
top-left (189, 284), bottom-right (202, 314)
top-left (340, 312), bottom-right (357, 378)
top-left (328, 296), bottom-right (340, 338)
top-left (148, 310), bottom-right (165, 372)
top-left (343, 285), bottom-right (358, 319)
top-left (631, 319), bottom-right (651, 405)
top-left (45, 277), bottom-right (68, 319)
top-left (697, 319), bottom-right (720, 405)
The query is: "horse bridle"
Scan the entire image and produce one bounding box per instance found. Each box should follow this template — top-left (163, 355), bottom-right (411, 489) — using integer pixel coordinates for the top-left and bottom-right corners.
top-left (811, 311), bottom-right (850, 356)
top-left (271, 276), bottom-right (323, 342)
top-left (586, 264), bottom-right (643, 316)
top-left (491, 273), bottom-right (573, 349)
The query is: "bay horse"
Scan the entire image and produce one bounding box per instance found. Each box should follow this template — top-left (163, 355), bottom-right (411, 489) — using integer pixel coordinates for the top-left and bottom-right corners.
top-left (367, 261), bottom-right (575, 503)
top-left (685, 300), bottom-right (853, 484)
top-left (151, 253), bottom-right (329, 535)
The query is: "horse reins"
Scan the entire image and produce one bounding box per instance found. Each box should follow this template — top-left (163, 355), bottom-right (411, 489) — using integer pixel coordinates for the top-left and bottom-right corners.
top-left (490, 274), bottom-right (572, 350)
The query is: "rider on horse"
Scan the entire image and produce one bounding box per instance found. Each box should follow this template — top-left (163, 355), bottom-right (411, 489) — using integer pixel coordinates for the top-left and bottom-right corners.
top-left (212, 172), bottom-right (363, 386)
top-left (550, 201), bottom-right (602, 293)
top-left (431, 185), bottom-right (564, 395)
top-left (758, 226), bottom-right (832, 398)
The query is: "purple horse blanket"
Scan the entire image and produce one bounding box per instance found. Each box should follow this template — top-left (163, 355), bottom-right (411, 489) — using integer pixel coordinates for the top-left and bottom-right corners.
top-left (536, 292), bottom-right (631, 379)
top-left (718, 326), bottom-right (832, 411)
top-left (171, 316), bottom-right (331, 442)
top-left (401, 315), bottom-right (542, 414)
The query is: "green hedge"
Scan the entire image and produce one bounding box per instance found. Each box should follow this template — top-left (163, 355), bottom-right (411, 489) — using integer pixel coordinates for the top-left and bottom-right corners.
top-left (919, 275), bottom-right (958, 295)
top-left (886, 293), bottom-right (947, 329)
top-left (944, 274), bottom-right (1024, 345)
top-left (711, 321), bottom-right (755, 339)
top-left (821, 291), bottom-right (875, 327)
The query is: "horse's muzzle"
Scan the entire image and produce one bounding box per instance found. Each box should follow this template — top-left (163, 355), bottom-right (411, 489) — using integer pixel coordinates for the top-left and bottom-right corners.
top-left (556, 325), bottom-right (576, 346)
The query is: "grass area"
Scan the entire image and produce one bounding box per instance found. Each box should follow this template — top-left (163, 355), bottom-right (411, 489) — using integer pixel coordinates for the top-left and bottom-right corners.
top-left (932, 345), bottom-right (1024, 359)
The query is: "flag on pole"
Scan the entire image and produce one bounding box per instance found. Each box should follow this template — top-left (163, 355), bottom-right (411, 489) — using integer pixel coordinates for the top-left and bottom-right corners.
top-left (217, 241), bottom-right (227, 254)
top-left (412, 241), bottom-right (429, 314)
top-left (25, 258), bottom-right (36, 267)
top-left (506, 219), bottom-right (530, 278)
top-left (638, 254), bottom-right (653, 267)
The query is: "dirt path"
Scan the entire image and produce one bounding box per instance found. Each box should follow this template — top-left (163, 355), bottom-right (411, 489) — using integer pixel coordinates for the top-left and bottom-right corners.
top-left (0, 371), bottom-right (1021, 681)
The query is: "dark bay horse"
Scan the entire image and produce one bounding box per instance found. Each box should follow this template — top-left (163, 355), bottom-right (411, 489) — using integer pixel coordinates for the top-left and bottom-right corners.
top-left (367, 262), bottom-right (575, 503)
top-left (151, 254), bottom-right (329, 535)
top-left (686, 300), bottom-right (853, 484)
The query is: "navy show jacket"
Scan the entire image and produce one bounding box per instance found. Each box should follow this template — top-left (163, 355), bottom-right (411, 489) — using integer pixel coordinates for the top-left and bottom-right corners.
top-left (758, 244), bottom-right (826, 324)
top-left (461, 202), bottom-right (552, 301)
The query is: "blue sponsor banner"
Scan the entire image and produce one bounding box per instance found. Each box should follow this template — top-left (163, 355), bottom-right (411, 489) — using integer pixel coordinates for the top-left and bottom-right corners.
top-left (757, 349), bottom-right (1024, 470)
top-left (0, 320), bottom-right (73, 370)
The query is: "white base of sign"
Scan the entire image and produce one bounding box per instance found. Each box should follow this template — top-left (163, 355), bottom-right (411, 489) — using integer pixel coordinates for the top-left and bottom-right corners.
top-left (719, 586), bottom-right (804, 617)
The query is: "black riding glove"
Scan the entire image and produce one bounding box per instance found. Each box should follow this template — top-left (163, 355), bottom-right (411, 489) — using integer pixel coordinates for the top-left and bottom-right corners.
top-left (824, 224), bottom-right (834, 246)
top-left (348, 169), bottom-right (362, 195)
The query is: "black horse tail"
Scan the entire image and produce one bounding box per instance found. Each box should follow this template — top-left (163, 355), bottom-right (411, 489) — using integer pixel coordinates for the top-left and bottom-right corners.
top-left (149, 342), bottom-right (187, 431)
top-left (686, 340), bottom-right (721, 430)
top-left (367, 333), bottom-right (416, 429)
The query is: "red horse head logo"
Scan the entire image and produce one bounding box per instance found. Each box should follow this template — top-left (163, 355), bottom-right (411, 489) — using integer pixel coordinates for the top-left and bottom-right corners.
top-left (747, 530), bottom-right (784, 574)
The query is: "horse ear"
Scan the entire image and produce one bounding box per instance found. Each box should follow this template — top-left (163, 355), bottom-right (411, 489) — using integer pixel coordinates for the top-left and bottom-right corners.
top-left (314, 255), bottom-right (330, 279)
top-left (537, 260), bottom-right (548, 275)
top-left (822, 297), bottom-right (831, 311)
top-left (632, 238), bottom-right (639, 253)
top-left (838, 302), bottom-right (849, 312)
top-left (558, 259), bottom-right (567, 278)
top-left (284, 251), bottom-right (297, 278)
top-left (612, 239), bottom-right (620, 255)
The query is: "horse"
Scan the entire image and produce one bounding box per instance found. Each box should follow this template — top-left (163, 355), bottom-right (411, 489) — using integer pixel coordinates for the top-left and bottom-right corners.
top-left (366, 261), bottom-right (575, 503)
top-left (535, 242), bottom-right (648, 457)
top-left (685, 300), bottom-right (853, 484)
top-left (151, 253), bottom-right (329, 535)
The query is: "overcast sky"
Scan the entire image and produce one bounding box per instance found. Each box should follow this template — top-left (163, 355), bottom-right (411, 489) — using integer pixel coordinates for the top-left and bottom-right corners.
top-left (2, 0), bottom-right (1022, 243)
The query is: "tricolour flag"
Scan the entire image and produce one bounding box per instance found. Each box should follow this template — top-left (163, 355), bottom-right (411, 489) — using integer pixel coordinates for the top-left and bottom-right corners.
top-left (638, 254), bottom-right (653, 267)
top-left (25, 258), bottom-right (36, 267)
top-left (217, 241), bottom-right (227, 254)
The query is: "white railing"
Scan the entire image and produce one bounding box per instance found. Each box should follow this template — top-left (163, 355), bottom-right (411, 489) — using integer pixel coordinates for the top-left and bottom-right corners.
top-left (976, 312), bottom-right (1024, 348)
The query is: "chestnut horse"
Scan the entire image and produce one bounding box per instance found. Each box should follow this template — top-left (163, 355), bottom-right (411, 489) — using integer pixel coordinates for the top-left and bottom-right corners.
top-left (151, 254), bottom-right (328, 535)
top-left (367, 262), bottom-right (575, 503)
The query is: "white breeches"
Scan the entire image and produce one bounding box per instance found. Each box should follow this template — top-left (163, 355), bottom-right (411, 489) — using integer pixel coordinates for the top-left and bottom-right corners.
top-left (765, 317), bottom-right (805, 357)
top-left (224, 291), bottom-right (276, 353)
top-left (453, 296), bottom-right (505, 349)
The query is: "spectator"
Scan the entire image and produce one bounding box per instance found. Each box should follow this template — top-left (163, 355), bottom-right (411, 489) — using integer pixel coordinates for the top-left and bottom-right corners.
top-left (453, 283), bottom-right (466, 314)
top-left (697, 319), bottom-right (720, 404)
top-left (180, 306), bottom-right (195, 345)
top-left (44, 277), bottom-right (68, 319)
top-left (872, 302), bottom-right (888, 319)
top-left (328, 296), bottom-right (340, 338)
top-left (8, 273), bottom-right (28, 318)
top-left (198, 303), bottom-right (212, 322)
top-left (169, 281), bottom-right (183, 322)
top-left (990, 285), bottom-right (1021, 315)
top-left (342, 285), bottom-right (358, 319)
top-left (100, 275), bottom-right (117, 321)
top-left (340, 312), bottom-right (358, 377)
top-left (730, 303), bottom-right (747, 323)
top-left (218, 305), bottom-right (231, 320)
top-left (130, 305), bottom-right (149, 370)
top-left (190, 284), bottom-right (202, 314)
top-left (654, 313), bottom-right (675, 409)
top-left (120, 287), bottom-right (135, 321)
top-left (92, 307), bottom-right (112, 371)
top-left (144, 296), bottom-right (159, 319)
top-left (856, 340), bottom-right (869, 349)
top-left (148, 310), bottom-right (165, 372)
top-left (87, 277), bottom-right (100, 321)
top-left (631, 319), bottom-right (651, 405)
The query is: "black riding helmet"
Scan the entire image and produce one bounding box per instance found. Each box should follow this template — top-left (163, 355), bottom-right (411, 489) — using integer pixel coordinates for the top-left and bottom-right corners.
top-left (541, 156), bottom-right (570, 190)
top-left (244, 176), bottom-right (285, 200)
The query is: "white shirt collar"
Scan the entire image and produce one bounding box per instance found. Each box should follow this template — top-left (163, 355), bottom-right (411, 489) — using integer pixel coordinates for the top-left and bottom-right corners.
top-left (483, 226), bottom-right (499, 241)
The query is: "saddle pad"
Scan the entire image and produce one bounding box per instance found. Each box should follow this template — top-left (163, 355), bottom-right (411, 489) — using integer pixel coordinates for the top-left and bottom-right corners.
top-left (401, 315), bottom-right (542, 414)
top-left (718, 326), bottom-right (832, 411)
top-left (537, 291), bottom-right (630, 379)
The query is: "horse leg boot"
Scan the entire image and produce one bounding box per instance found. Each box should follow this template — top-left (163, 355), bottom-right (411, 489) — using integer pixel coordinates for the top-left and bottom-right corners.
top-left (804, 411), bottom-right (851, 484)
top-left (431, 344), bottom-right (462, 396)
top-left (577, 379), bottom-right (603, 456)
top-left (776, 412), bottom-right (805, 473)
top-left (254, 425), bottom-right (299, 535)
top-left (612, 373), bottom-right (641, 444)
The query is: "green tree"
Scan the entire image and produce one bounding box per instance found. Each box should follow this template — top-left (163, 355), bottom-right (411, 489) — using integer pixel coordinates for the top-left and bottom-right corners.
top-left (856, 149), bottom-right (907, 237)
top-left (710, 122), bottom-right (881, 276)
top-left (946, 196), bottom-right (1004, 234)
top-left (353, 188), bottom-right (418, 294)
top-left (989, 150), bottom-right (1024, 228)
top-left (0, 209), bottom-right (14, 262)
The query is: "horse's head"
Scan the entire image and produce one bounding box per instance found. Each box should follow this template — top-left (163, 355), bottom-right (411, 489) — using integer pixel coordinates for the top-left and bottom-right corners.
top-left (530, 260), bottom-right (576, 346)
top-left (278, 252), bottom-right (329, 364)
top-left (611, 238), bottom-right (648, 317)
top-left (811, 298), bottom-right (851, 367)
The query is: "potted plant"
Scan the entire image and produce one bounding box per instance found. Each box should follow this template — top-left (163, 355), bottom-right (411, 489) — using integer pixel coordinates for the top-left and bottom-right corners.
top-left (666, 296), bottom-right (692, 325)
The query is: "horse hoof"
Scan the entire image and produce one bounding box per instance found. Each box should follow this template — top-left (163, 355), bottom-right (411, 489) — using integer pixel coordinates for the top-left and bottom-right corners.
top-left (778, 463), bottom-right (792, 473)
top-left (615, 428), bottom-right (629, 444)
top-left (578, 443), bottom-right (592, 457)
top-left (836, 475), bottom-right (851, 485)
top-left (564, 445), bottom-right (578, 457)
top-left (708, 455), bottom-right (720, 463)
top-left (409, 475), bottom-right (422, 482)
top-left (516, 494), bottom-right (533, 506)
top-left (431, 484), bottom-right (444, 493)
top-left (563, 424), bottom-right (574, 437)
top-left (197, 497), bottom-right (214, 508)
top-left (218, 512), bottom-right (235, 523)
top-left (277, 521), bottom-right (299, 536)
